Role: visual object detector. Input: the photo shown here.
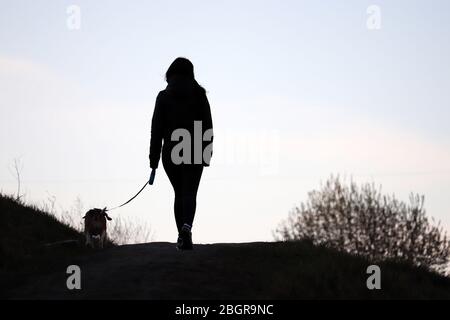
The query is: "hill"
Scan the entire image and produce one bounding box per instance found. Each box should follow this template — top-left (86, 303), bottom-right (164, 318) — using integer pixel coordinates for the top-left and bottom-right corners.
top-left (1, 194), bottom-right (450, 299)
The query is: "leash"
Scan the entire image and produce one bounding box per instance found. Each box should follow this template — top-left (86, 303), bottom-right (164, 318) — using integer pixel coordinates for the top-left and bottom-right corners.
top-left (106, 179), bottom-right (150, 212)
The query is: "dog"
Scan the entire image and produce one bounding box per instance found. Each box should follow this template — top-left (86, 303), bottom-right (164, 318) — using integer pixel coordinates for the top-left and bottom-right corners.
top-left (82, 207), bottom-right (112, 248)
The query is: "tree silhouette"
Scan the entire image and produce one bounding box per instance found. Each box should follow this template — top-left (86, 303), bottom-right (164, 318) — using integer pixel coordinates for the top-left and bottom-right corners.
top-left (276, 176), bottom-right (450, 273)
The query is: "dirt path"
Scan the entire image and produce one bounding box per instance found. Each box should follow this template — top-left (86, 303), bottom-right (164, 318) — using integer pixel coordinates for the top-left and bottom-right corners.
top-left (9, 242), bottom-right (277, 299)
top-left (8, 241), bottom-right (450, 299)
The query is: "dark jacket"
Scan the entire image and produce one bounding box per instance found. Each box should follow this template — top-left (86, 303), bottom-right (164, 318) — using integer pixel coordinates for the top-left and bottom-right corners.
top-left (149, 76), bottom-right (213, 169)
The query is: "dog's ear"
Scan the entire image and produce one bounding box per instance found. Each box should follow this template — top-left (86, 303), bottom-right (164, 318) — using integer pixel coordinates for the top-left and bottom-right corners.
top-left (101, 207), bottom-right (112, 220)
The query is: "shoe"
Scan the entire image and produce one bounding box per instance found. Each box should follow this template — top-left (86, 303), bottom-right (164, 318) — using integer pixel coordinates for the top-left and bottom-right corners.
top-left (177, 224), bottom-right (193, 250)
top-left (176, 234), bottom-right (183, 250)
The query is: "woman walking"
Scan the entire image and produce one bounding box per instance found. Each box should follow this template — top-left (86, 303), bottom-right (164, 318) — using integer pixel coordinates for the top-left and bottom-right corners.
top-left (149, 57), bottom-right (213, 250)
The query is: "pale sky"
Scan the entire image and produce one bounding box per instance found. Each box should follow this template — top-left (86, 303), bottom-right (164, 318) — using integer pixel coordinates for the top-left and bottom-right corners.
top-left (1, 0), bottom-right (450, 243)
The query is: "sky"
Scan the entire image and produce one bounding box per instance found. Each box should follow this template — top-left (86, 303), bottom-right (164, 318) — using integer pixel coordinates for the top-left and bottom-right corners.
top-left (1, 0), bottom-right (450, 243)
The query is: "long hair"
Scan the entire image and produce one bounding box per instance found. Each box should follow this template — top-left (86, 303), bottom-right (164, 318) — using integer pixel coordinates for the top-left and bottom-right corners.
top-left (165, 57), bottom-right (205, 94)
top-left (166, 57), bottom-right (194, 81)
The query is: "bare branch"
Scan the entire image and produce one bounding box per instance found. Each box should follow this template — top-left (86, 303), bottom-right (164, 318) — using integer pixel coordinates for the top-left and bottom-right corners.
top-left (10, 158), bottom-right (24, 202)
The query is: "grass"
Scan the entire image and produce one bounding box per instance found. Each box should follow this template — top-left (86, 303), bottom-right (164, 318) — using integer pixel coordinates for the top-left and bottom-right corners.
top-left (1, 193), bottom-right (450, 299)
top-left (0, 194), bottom-right (92, 297)
top-left (0, 194), bottom-right (87, 270)
top-left (226, 241), bottom-right (450, 299)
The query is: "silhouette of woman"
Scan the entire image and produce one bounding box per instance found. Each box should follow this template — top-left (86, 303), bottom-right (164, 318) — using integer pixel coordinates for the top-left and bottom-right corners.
top-left (149, 57), bottom-right (213, 250)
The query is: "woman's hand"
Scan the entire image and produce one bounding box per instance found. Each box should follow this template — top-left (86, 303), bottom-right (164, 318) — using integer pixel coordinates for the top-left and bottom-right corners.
top-left (149, 168), bottom-right (156, 185)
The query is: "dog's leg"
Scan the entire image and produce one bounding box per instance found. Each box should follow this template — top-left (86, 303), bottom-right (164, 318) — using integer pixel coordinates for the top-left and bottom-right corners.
top-left (85, 232), bottom-right (94, 248)
top-left (99, 231), bottom-right (106, 249)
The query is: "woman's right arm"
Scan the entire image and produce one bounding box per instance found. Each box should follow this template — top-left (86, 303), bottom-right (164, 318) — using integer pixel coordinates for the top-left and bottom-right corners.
top-left (149, 92), bottom-right (164, 169)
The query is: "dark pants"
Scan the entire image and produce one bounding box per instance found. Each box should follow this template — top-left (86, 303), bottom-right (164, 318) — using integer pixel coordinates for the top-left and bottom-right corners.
top-left (162, 159), bottom-right (203, 233)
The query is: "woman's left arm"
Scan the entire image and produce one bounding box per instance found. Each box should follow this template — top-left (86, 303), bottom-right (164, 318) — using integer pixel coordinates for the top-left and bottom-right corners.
top-left (202, 94), bottom-right (213, 166)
